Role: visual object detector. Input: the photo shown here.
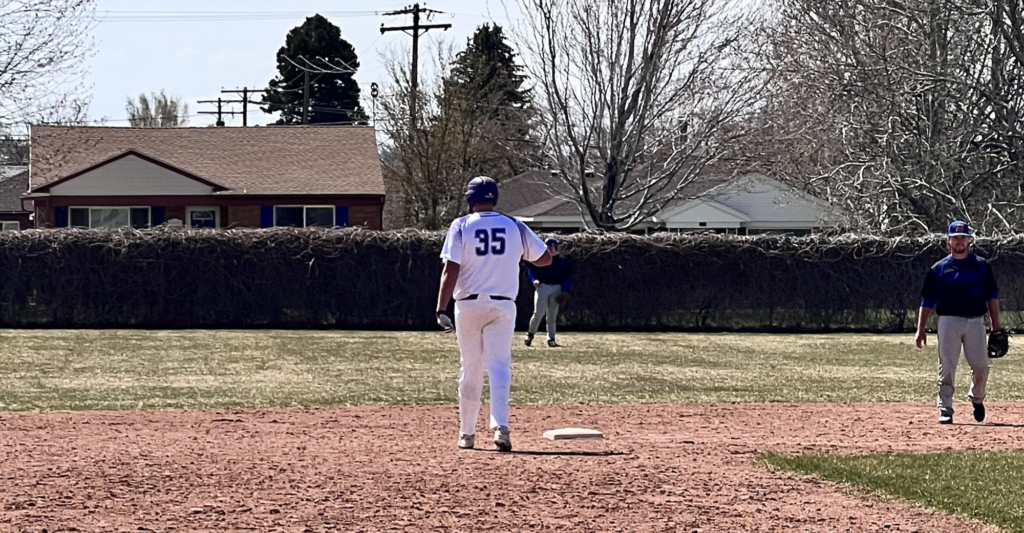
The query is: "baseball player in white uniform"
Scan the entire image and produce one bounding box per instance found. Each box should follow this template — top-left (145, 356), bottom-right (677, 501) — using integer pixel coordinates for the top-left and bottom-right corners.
top-left (435, 176), bottom-right (551, 452)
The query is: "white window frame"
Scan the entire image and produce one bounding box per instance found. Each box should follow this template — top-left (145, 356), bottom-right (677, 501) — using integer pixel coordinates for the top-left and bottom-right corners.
top-left (186, 206), bottom-right (221, 228)
top-left (1, 221), bottom-right (20, 231)
top-left (273, 205), bottom-right (336, 227)
top-left (69, 207), bottom-right (151, 229)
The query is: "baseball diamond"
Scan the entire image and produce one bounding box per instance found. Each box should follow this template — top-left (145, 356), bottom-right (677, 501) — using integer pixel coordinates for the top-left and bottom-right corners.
top-left (0, 330), bottom-right (1023, 532)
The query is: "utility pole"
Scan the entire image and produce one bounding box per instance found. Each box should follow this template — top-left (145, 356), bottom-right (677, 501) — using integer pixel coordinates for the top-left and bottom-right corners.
top-left (282, 55), bottom-right (355, 125)
top-left (219, 87), bottom-right (262, 127)
top-left (197, 97), bottom-right (238, 127)
top-left (303, 71), bottom-right (310, 124)
top-left (380, 3), bottom-right (451, 133)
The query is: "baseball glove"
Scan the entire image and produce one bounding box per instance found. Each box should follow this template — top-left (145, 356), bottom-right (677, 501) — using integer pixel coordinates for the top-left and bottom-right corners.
top-left (988, 329), bottom-right (1009, 358)
top-left (555, 293), bottom-right (569, 306)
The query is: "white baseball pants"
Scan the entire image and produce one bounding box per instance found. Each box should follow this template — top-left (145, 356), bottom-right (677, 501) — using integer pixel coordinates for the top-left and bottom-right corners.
top-left (454, 298), bottom-right (517, 436)
top-left (936, 315), bottom-right (989, 412)
top-left (528, 283), bottom-right (562, 340)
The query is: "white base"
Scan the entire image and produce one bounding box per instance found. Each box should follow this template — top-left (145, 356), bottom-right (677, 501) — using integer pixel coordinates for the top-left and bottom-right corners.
top-left (543, 427), bottom-right (605, 440)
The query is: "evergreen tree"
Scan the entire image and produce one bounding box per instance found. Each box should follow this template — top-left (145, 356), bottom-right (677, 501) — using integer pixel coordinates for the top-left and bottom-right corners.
top-left (261, 14), bottom-right (365, 125)
top-left (446, 24), bottom-right (530, 116)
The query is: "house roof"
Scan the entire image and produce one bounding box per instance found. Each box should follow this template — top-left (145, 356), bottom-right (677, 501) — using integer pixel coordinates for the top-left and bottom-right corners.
top-left (30, 149), bottom-right (231, 193)
top-left (0, 168), bottom-right (28, 212)
top-left (29, 125), bottom-right (385, 196)
top-left (499, 168), bottom-right (732, 218)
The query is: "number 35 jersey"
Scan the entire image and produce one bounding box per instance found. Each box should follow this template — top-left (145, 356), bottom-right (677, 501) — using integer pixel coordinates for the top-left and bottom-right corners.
top-left (440, 211), bottom-right (549, 301)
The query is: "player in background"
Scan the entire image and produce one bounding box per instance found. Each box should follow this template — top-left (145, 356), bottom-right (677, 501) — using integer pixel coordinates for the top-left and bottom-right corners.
top-left (525, 238), bottom-right (574, 347)
top-left (435, 176), bottom-right (551, 451)
top-left (915, 221), bottom-right (1001, 425)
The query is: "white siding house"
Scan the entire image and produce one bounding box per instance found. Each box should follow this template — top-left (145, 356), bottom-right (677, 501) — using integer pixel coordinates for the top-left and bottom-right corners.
top-left (502, 171), bottom-right (837, 234)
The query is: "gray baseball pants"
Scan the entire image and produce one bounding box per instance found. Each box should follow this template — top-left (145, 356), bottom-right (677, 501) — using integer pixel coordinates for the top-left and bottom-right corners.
top-left (528, 283), bottom-right (562, 340)
top-left (936, 315), bottom-right (989, 413)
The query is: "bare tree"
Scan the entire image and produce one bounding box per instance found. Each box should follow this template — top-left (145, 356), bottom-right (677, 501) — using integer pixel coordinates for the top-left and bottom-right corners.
top-left (739, 0), bottom-right (1024, 235)
top-left (0, 0), bottom-right (96, 134)
top-left (510, 0), bottom-right (767, 231)
top-left (125, 91), bottom-right (190, 127)
top-left (377, 42), bottom-right (536, 229)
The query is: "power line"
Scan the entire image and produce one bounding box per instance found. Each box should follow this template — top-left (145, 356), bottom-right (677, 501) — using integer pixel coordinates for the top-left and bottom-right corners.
top-left (95, 10), bottom-right (403, 23)
top-left (219, 88), bottom-right (263, 127)
top-left (196, 98), bottom-right (239, 127)
top-left (380, 3), bottom-right (452, 134)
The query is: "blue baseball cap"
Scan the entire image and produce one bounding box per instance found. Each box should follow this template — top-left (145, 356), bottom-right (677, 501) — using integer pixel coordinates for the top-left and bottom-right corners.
top-left (465, 176), bottom-right (498, 207)
top-left (948, 221), bottom-right (970, 237)
top-left (545, 238), bottom-right (558, 246)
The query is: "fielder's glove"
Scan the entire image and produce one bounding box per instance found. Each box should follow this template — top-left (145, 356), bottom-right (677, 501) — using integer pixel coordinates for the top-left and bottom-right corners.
top-left (988, 329), bottom-right (1010, 358)
top-left (555, 293), bottom-right (569, 306)
top-left (436, 310), bottom-right (455, 333)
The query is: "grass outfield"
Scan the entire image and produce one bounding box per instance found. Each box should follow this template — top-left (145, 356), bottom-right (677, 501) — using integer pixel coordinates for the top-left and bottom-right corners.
top-left (763, 451), bottom-right (1024, 533)
top-left (0, 329), bottom-right (1022, 411)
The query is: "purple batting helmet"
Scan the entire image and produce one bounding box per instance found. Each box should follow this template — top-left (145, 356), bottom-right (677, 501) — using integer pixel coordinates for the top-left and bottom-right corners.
top-left (465, 176), bottom-right (499, 207)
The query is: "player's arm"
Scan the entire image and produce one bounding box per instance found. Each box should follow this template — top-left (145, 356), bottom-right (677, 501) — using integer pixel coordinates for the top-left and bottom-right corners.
top-left (436, 219), bottom-right (464, 321)
top-left (437, 260), bottom-right (460, 313)
top-left (916, 269), bottom-right (938, 347)
top-left (984, 261), bottom-right (1001, 331)
top-left (516, 221), bottom-right (551, 266)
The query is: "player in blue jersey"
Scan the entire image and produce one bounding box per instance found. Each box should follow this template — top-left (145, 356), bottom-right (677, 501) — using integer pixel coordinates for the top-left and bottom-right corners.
top-left (915, 221), bottom-right (1002, 425)
top-left (525, 238), bottom-right (574, 347)
top-left (435, 176), bottom-right (551, 451)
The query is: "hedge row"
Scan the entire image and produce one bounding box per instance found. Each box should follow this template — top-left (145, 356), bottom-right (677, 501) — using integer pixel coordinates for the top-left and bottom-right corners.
top-left (0, 227), bottom-right (1020, 332)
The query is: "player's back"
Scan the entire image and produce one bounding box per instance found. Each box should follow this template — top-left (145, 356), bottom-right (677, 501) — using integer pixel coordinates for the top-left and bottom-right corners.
top-left (447, 212), bottom-right (529, 300)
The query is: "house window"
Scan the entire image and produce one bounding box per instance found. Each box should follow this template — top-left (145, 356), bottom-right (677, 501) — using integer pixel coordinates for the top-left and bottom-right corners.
top-left (274, 206), bottom-right (336, 227)
top-left (1, 221), bottom-right (19, 231)
top-left (69, 207), bottom-right (151, 229)
top-left (187, 207), bottom-right (220, 228)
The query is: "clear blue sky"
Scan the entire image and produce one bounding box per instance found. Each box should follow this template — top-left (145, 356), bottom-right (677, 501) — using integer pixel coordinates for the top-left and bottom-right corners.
top-left (85, 0), bottom-right (521, 127)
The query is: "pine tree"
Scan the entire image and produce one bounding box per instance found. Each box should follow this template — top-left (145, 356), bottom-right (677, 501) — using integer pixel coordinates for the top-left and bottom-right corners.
top-left (446, 24), bottom-right (530, 116)
top-left (261, 14), bottom-right (365, 125)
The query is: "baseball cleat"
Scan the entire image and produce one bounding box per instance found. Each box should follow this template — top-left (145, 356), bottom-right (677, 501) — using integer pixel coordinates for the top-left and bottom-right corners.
top-left (525, 334), bottom-right (533, 347)
top-left (493, 426), bottom-right (512, 452)
top-left (973, 402), bottom-right (986, 423)
top-left (939, 409), bottom-right (954, 425)
top-left (547, 339), bottom-right (560, 348)
top-left (458, 434), bottom-right (475, 449)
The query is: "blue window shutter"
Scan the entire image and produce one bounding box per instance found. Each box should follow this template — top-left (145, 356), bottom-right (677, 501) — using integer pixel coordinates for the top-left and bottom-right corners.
top-left (335, 206), bottom-right (349, 227)
top-left (151, 207), bottom-right (165, 226)
top-left (260, 206), bottom-right (274, 228)
top-left (53, 207), bottom-right (68, 228)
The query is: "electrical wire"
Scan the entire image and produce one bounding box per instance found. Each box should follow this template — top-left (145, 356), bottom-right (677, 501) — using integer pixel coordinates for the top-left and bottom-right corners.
top-left (95, 10), bottom-right (403, 23)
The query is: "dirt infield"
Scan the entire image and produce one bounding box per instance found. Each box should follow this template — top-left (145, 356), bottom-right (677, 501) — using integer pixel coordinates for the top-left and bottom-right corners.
top-left (2, 402), bottom-right (1023, 532)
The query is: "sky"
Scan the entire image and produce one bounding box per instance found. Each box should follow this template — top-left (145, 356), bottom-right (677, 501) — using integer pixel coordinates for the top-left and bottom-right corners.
top-left (83, 0), bottom-right (523, 127)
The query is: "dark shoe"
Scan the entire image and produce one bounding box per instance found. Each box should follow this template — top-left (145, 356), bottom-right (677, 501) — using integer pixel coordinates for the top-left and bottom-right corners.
top-left (525, 334), bottom-right (533, 347)
top-left (939, 409), bottom-right (954, 425)
top-left (547, 339), bottom-right (560, 348)
top-left (494, 426), bottom-right (512, 452)
top-left (973, 402), bottom-right (986, 423)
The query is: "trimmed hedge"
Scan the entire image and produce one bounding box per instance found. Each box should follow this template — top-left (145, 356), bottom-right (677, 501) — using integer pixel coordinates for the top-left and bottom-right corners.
top-left (0, 227), bottom-right (1020, 331)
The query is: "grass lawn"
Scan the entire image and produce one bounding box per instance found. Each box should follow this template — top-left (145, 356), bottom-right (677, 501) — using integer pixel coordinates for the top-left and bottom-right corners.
top-left (763, 451), bottom-right (1024, 533)
top-left (1, 329), bottom-right (1023, 411)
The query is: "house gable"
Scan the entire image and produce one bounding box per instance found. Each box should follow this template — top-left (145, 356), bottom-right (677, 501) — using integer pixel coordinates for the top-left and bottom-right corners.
top-left (31, 150), bottom-right (227, 196)
top-left (657, 199), bottom-right (750, 228)
top-left (702, 173), bottom-right (833, 228)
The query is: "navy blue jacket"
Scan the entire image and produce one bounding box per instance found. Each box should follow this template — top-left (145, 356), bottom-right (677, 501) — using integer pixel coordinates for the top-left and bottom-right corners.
top-left (527, 255), bottom-right (574, 292)
top-left (920, 253), bottom-right (999, 318)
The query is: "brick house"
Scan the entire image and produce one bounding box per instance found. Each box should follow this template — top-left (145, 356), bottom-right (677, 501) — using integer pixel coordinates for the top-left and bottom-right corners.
top-left (24, 125), bottom-right (385, 229)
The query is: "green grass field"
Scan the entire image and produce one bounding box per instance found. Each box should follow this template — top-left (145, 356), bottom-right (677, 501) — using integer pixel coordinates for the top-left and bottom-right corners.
top-left (2, 329), bottom-right (1024, 530)
top-left (763, 451), bottom-right (1024, 533)
top-left (0, 329), bottom-right (1022, 411)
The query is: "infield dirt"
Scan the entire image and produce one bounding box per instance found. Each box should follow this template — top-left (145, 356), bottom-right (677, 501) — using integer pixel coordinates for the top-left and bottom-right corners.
top-left (2, 402), bottom-right (1021, 532)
